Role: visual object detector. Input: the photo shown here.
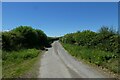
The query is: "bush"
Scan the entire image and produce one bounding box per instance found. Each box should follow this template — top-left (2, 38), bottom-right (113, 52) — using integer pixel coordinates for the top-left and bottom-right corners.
top-left (2, 26), bottom-right (49, 51)
top-left (2, 31), bottom-right (23, 50)
top-left (61, 26), bottom-right (119, 54)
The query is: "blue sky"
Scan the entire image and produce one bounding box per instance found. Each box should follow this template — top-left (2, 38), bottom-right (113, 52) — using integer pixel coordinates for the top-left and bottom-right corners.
top-left (3, 2), bottom-right (118, 37)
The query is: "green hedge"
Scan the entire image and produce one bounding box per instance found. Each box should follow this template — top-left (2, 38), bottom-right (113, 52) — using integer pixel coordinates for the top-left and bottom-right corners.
top-left (61, 26), bottom-right (119, 54)
top-left (2, 26), bottom-right (49, 51)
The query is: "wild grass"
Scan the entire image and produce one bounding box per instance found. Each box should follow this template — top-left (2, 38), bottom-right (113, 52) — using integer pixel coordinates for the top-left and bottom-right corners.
top-left (62, 43), bottom-right (119, 74)
top-left (2, 48), bottom-right (41, 78)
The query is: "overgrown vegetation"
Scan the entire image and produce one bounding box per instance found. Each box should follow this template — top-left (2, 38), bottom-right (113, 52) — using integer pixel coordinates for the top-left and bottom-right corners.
top-left (60, 26), bottom-right (119, 74)
top-left (2, 26), bottom-right (49, 51)
top-left (2, 49), bottom-right (41, 78)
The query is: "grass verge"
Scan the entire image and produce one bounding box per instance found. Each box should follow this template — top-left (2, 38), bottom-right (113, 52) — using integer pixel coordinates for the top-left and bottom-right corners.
top-left (2, 48), bottom-right (41, 78)
top-left (61, 43), bottom-right (119, 75)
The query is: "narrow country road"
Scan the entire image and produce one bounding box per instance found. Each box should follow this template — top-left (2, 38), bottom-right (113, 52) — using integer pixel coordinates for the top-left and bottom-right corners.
top-left (38, 41), bottom-right (112, 78)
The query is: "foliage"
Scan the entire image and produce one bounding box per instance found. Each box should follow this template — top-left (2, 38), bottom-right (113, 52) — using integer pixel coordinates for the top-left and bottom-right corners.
top-left (61, 26), bottom-right (119, 54)
top-left (2, 26), bottom-right (50, 51)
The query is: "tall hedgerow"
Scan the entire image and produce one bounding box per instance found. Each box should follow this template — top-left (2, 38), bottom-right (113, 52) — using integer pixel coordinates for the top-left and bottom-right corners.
top-left (2, 26), bottom-right (48, 51)
top-left (61, 26), bottom-right (119, 53)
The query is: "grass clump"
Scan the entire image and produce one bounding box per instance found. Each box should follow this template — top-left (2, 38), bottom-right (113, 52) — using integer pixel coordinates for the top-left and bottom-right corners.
top-left (2, 48), bottom-right (41, 78)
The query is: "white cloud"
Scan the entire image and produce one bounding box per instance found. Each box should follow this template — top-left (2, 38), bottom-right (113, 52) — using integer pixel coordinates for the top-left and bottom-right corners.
top-left (2, 30), bottom-right (10, 32)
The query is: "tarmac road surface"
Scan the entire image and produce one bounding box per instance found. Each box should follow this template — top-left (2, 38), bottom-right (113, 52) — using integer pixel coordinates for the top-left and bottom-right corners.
top-left (38, 41), bottom-right (112, 78)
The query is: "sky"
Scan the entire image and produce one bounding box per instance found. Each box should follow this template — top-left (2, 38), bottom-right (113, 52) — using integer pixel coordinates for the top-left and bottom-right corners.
top-left (2, 2), bottom-right (118, 37)
top-left (2, 0), bottom-right (120, 2)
